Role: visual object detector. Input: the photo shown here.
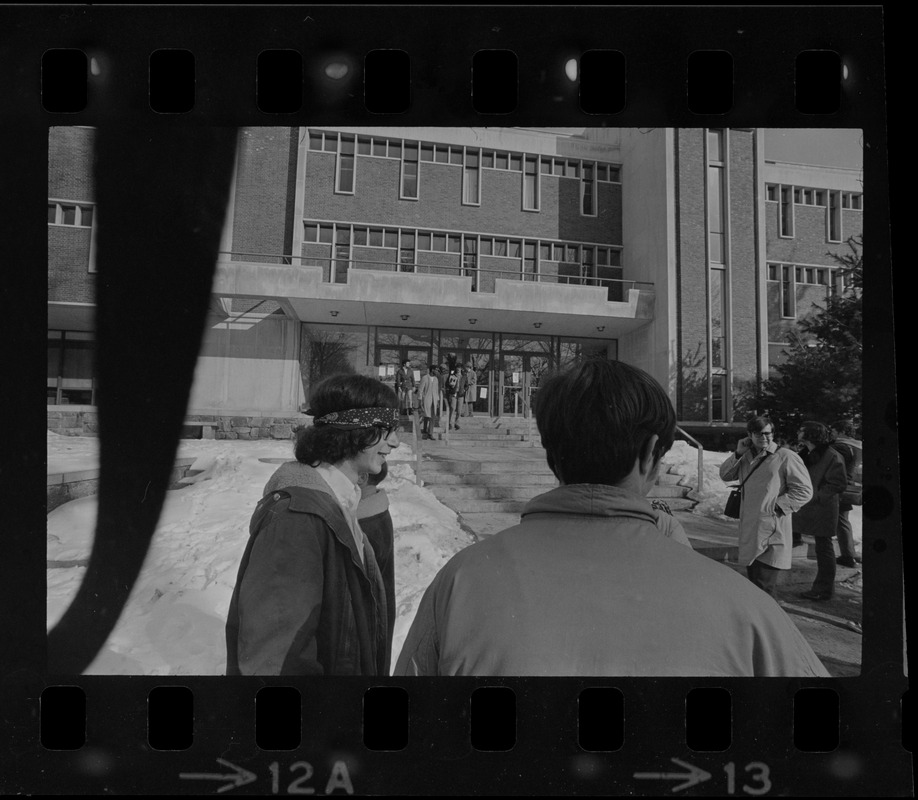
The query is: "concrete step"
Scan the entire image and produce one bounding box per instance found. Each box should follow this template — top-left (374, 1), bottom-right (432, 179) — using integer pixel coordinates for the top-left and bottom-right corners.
top-left (431, 485), bottom-right (547, 501)
top-left (443, 498), bottom-right (529, 513)
top-left (421, 460), bottom-right (555, 475)
top-left (423, 472), bottom-right (559, 487)
top-left (435, 432), bottom-right (529, 442)
top-left (648, 484), bottom-right (692, 499)
top-left (656, 471), bottom-right (687, 486)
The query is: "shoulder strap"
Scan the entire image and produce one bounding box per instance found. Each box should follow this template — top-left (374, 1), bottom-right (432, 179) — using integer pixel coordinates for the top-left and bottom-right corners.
top-left (737, 451), bottom-right (770, 489)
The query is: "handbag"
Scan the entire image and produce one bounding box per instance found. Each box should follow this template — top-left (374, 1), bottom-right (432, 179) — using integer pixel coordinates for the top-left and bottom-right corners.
top-left (723, 452), bottom-right (771, 519)
top-left (841, 483), bottom-right (863, 506)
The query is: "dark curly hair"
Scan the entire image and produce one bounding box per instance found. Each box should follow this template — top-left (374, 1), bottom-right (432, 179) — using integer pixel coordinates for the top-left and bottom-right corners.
top-left (295, 374), bottom-right (398, 467)
top-left (799, 420), bottom-right (831, 447)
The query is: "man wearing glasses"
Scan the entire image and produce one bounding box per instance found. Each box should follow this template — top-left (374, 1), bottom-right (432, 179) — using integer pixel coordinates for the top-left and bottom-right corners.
top-left (719, 416), bottom-right (813, 598)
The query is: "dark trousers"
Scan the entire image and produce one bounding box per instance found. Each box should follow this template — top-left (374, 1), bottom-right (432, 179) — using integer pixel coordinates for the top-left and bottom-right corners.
top-left (812, 536), bottom-right (837, 597)
top-left (836, 503), bottom-right (857, 560)
top-left (746, 560), bottom-right (781, 598)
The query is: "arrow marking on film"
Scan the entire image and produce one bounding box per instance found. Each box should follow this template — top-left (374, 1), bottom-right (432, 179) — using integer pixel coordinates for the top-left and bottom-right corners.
top-left (634, 757), bottom-right (712, 793)
top-left (179, 758), bottom-right (258, 793)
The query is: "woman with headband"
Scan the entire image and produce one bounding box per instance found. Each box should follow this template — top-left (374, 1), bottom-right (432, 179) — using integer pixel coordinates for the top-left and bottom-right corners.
top-left (226, 374), bottom-right (400, 676)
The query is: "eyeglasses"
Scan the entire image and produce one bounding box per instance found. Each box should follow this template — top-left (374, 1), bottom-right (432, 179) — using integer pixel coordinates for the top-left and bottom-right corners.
top-left (370, 424), bottom-right (399, 439)
top-left (751, 430), bottom-right (774, 437)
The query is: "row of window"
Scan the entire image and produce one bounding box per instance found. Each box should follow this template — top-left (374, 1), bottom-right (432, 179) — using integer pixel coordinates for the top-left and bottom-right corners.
top-left (768, 262), bottom-right (846, 318)
top-left (766, 184), bottom-right (863, 210)
top-left (48, 201), bottom-right (94, 228)
top-left (768, 184), bottom-right (860, 242)
top-left (311, 129), bottom-right (616, 215)
top-left (303, 221), bottom-right (622, 265)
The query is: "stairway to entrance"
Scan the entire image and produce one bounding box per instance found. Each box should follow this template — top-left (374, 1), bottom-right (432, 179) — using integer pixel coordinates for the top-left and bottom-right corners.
top-left (415, 416), bottom-right (696, 535)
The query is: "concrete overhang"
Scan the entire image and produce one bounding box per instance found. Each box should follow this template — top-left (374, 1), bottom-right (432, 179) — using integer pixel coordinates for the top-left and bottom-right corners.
top-left (48, 302), bottom-right (95, 332)
top-left (213, 261), bottom-right (655, 339)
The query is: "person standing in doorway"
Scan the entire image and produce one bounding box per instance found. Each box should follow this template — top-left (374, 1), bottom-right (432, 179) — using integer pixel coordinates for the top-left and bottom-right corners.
top-left (462, 363), bottom-right (477, 417)
top-left (417, 365), bottom-right (441, 440)
top-left (719, 416), bottom-right (813, 599)
top-left (793, 422), bottom-right (848, 601)
top-left (444, 366), bottom-right (461, 430)
top-left (394, 359), bottom-right (415, 416)
top-left (828, 419), bottom-right (863, 567)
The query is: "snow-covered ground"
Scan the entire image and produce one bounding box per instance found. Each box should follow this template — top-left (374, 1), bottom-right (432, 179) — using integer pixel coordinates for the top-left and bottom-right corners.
top-left (46, 433), bottom-right (861, 675)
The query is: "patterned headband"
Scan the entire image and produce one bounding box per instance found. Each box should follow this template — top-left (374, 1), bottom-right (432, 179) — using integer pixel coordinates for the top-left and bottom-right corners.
top-left (312, 407), bottom-right (400, 430)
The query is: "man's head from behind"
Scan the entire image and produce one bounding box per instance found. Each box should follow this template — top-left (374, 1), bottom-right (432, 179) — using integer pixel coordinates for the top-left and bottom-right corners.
top-left (535, 359), bottom-right (676, 488)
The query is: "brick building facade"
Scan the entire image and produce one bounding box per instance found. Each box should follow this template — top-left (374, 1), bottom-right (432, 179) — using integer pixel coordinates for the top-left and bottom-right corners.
top-left (47, 126), bottom-right (862, 434)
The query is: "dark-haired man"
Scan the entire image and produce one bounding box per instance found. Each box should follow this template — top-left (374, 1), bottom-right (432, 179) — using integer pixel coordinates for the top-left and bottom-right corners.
top-left (394, 359), bottom-right (829, 677)
top-left (829, 419), bottom-right (863, 567)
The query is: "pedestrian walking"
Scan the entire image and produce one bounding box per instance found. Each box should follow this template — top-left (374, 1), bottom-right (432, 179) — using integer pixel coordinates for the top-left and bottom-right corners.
top-left (395, 360), bottom-right (828, 677)
top-left (462, 364), bottom-right (477, 416)
top-left (793, 421), bottom-right (849, 601)
top-left (829, 419), bottom-right (863, 567)
top-left (444, 366), bottom-right (462, 430)
top-left (719, 416), bottom-right (813, 599)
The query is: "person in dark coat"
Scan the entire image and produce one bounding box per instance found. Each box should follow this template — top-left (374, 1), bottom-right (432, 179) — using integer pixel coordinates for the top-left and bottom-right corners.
top-left (358, 461), bottom-right (396, 663)
top-left (226, 374), bottom-right (400, 675)
top-left (394, 359), bottom-right (416, 415)
top-left (829, 419), bottom-right (863, 567)
top-left (793, 421), bottom-right (849, 601)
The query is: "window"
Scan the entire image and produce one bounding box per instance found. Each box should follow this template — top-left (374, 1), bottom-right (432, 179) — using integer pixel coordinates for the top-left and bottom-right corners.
top-left (581, 162), bottom-right (596, 216)
top-left (420, 144), bottom-right (434, 162)
top-left (568, 161), bottom-right (580, 179)
top-left (707, 129), bottom-right (724, 162)
top-left (369, 228), bottom-right (383, 247)
top-left (401, 143), bottom-right (419, 199)
top-left (463, 238), bottom-right (478, 290)
top-left (304, 222), bottom-right (319, 242)
top-left (447, 234), bottom-right (461, 253)
top-left (417, 231), bottom-right (431, 250)
top-left (597, 164), bottom-right (608, 182)
top-left (581, 247), bottom-right (594, 282)
top-left (708, 165), bottom-right (725, 263)
top-left (710, 268), bottom-right (726, 368)
top-left (781, 265), bottom-right (795, 318)
top-left (815, 190), bottom-right (826, 206)
top-left (323, 134), bottom-right (337, 153)
top-left (433, 233), bottom-right (447, 252)
top-left (767, 263), bottom-right (778, 280)
top-left (335, 135), bottom-right (355, 193)
top-left (482, 150), bottom-right (494, 168)
top-left (373, 139), bottom-right (386, 157)
top-left (523, 242), bottom-right (536, 281)
top-left (496, 152), bottom-right (509, 170)
top-left (552, 159), bottom-right (563, 177)
top-left (539, 243), bottom-right (551, 261)
top-left (508, 240), bottom-right (521, 259)
top-left (566, 244), bottom-right (579, 263)
top-left (309, 131), bottom-right (324, 150)
top-left (851, 194), bottom-right (862, 210)
top-left (333, 227), bottom-right (350, 284)
top-left (607, 165), bottom-right (621, 182)
top-left (803, 189), bottom-right (813, 205)
top-left (510, 154), bottom-right (522, 171)
top-left (358, 136), bottom-right (371, 155)
top-left (828, 190), bottom-right (841, 241)
top-left (384, 230), bottom-right (398, 249)
top-left (463, 148), bottom-right (481, 205)
top-left (541, 158), bottom-right (551, 175)
top-left (780, 186), bottom-right (794, 237)
top-left (388, 140), bottom-right (402, 159)
top-left (48, 201), bottom-right (94, 227)
top-left (793, 188), bottom-right (802, 203)
top-left (494, 239), bottom-right (507, 257)
top-left (766, 184), bottom-right (778, 202)
top-left (523, 155), bottom-right (540, 211)
top-left (449, 147), bottom-right (462, 166)
top-left (319, 224), bottom-right (334, 244)
top-left (841, 193), bottom-right (850, 209)
top-left (481, 238), bottom-right (492, 256)
top-left (353, 227), bottom-right (367, 246)
top-left (399, 231), bottom-right (415, 272)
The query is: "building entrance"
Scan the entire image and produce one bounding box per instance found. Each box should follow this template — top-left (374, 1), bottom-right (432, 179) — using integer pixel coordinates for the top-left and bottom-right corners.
top-left (498, 352), bottom-right (552, 417)
top-left (376, 346), bottom-right (432, 404)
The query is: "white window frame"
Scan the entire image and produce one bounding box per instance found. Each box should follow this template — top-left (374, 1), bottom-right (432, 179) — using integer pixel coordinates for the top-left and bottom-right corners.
top-left (48, 199), bottom-right (95, 228)
top-left (462, 147), bottom-right (482, 207)
top-left (400, 142), bottom-right (419, 201)
top-left (334, 134), bottom-right (356, 195)
top-left (827, 190), bottom-right (842, 243)
top-left (580, 161), bottom-right (597, 217)
top-left (779, 185), bottom-right (795, 238)
top-left (780, 264), bottom-right (796, 319)
top-left (522, 154), bottom-right (540, 212)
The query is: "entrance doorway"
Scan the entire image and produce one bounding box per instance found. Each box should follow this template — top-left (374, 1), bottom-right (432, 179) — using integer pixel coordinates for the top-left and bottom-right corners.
top-left (376, 346), bottom-right (432, 402)
top-left (498, 352), bottom-right (552, 417)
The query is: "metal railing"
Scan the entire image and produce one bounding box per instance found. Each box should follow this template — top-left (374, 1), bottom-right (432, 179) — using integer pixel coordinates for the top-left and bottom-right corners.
top-left (218, 250), bottom-right (654, 295)
top-left (675, 426), bottom-right (705, 494)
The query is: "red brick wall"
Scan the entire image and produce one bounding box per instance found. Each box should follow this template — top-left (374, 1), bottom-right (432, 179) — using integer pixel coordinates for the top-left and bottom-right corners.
top-left (48, 128), bottom-right (96, 304)
top-left (766, 203), bottom-right (863, 264)
top-left (232, 128), bottom-right (296, 264)
top-left (353, 246), bottom-right (397, 271)
top-left (302, 152), bottom-right (622, 246)
top-left (726, 130), bottom-right (758, 384)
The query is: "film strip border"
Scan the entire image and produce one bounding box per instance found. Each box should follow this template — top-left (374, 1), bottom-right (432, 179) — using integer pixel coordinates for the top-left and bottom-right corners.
top-left (40, 47), bottom-right (846, 117)
top-left (2, 3), bottom-right (906, 797)
top-left (25, 679), bottom-right (911, 794)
